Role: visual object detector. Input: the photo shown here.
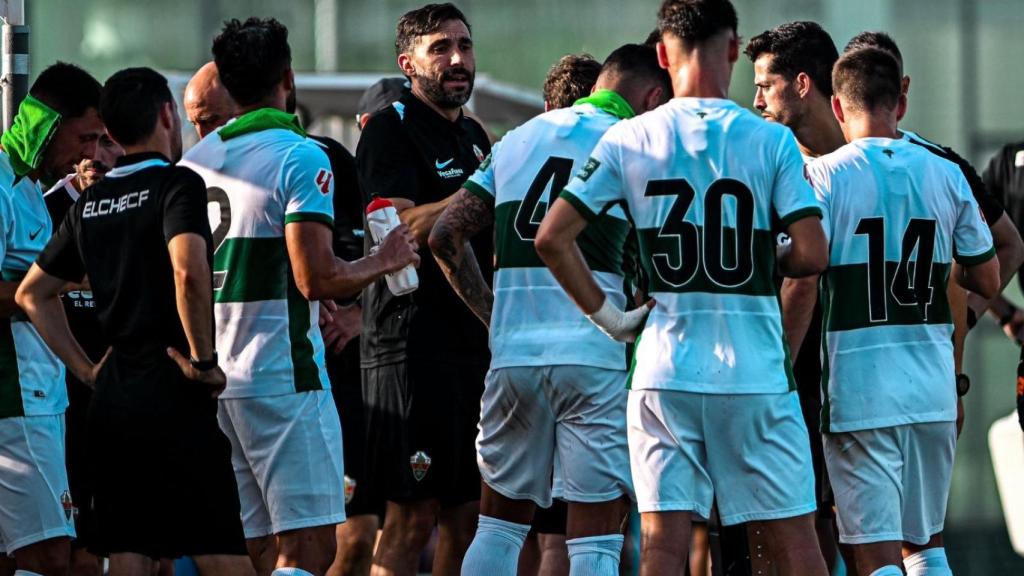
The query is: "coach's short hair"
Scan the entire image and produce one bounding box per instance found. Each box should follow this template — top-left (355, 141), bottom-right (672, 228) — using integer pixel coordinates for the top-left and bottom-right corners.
top-left (100, 67), bottom-right (173, 146)
top-left (845, 31), bottom-right (903, 71)
top-left (543, 54), bottom-right (601, 110)
top-left (601, 43), bottom-right (673, 97)
top-left (213, 17), bottom-right (291, 106)
top-left (744, 21), bottom-right (838, 97)
top-left (832, 47), bottom-right (902, 113)
top-left (30, 62), bottom-right (101, 119)
top-left (657, 0), bottom-right (737, 44)
top-left (395, 3), bottom-right (471, 56)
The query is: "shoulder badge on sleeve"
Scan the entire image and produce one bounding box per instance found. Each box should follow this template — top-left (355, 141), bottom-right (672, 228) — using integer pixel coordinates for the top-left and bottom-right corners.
top-left (316, 168), bottom-right (333, 195)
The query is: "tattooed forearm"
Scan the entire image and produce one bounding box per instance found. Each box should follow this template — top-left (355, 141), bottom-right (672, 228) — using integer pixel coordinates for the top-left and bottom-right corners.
top-left (429, 189), bottom-right (496, 327)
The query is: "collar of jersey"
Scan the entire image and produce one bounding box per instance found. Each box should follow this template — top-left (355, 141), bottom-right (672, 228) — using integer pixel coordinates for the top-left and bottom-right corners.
top-left (106, 152), bottom-right (170, 178)
top-left (219, 107), bottom-right (306, 141)
top-left (573, 90), bottom-right (635, 120)
top-left (0, 95), bottom-right (62, 179)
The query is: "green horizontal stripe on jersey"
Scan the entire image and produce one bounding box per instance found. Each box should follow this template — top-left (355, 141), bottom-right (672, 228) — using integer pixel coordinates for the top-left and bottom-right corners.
top-left (463, 180), bottom-right (495, 207)
top-left (635, 227), bottom-right (777, 295)
top-left (954, 246), bottom-right (995, 266)
top-left (494, 200), bottom-right (632, 275)
top-left (214, 237), bottom-right (289, 303)
top-left (287, 275), bottom-right (322, 393)
top-left (284, 212), bottom-right (334, 227)
top-left (559, 190), bottom-right (599, 222)
top-left (0, 318), bottom-right (24, 418)
top-left (825, 262), bottom-right (952, 332)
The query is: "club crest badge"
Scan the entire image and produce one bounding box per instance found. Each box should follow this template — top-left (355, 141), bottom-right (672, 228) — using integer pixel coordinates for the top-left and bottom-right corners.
top-left (60, 489), bottom-right (75, 522)
top-left (344, 475), bottom-right (357, 504)
top-left (410, 450), bottom-right (432, 482)
top-left (473, 144), bottom-right (485, 163)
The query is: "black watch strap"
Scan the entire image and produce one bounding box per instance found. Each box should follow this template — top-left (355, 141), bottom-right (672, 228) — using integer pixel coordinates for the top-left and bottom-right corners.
top-left (956, 373), bottom-right (971, 397)
top-left (190, 352), bottom-right (219, 372)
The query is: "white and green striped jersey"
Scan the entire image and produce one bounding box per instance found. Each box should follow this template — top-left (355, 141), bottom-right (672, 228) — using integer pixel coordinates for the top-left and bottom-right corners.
top-left (180, 112), bottom-right (334, 399)
top-left (0, 152), bottom-right (65, 418)
top-left (807, 137), bottom-right (994, 432)
top-left (463, 100), bottom-right (633, 370)
top-left (562, 98), bottom-right (820, 394)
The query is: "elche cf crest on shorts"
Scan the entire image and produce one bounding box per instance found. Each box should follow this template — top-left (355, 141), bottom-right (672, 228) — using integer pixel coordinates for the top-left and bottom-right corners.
top-left (410, 450), bottom-right (432, 481)
top-left (344, 475), bottom-right (357, 504)
top-left (60, 489), bottom-right (75, 522)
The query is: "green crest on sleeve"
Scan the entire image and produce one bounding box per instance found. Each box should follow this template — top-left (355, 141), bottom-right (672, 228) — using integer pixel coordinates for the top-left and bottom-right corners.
top-left (577, 157), bottom-right (601, 182)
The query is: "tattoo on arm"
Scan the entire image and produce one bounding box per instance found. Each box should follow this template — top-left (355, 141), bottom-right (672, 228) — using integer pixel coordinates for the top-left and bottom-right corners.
top-left (430, 190), bottom-right (495, 326)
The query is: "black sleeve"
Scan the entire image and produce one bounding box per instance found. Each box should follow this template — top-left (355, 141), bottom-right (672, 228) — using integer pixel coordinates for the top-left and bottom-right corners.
top-left (982, 147), bottom-right (1009, 211)
top-left (355, 111), bottom-right (421, 204)
top-left (162, 167), bottom-right (213, 244)
top-left (943, 144), bottom-right (1006, 224)
top-left (36, 206), bottom-right (85, 282)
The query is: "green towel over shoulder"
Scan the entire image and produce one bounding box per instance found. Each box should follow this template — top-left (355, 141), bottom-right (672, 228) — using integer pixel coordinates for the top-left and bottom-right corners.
top-left (219, 107), bottom-right (306, 141)
top-left (0, 95), bottom-right (62, 178)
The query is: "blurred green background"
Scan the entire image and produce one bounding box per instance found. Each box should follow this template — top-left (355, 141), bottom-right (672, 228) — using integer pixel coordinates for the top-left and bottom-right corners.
top-left (25, 0), bottom-right (1024, 573)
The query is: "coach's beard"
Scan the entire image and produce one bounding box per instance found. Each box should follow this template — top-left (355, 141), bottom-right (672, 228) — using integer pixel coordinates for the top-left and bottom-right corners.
top-left (419, 67), bottom-right (474, 110)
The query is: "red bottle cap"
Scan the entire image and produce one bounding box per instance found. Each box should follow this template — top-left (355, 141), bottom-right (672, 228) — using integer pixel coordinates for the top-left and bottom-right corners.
top-left (366, 196), bottom-right (394, 214)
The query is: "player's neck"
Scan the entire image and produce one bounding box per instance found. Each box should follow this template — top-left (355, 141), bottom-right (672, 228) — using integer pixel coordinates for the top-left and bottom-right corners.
top-left (671, 58), bottom-right (730, 99)
top-left (411, 84), bottom-right (461, 122)
top-left (794, 107), bottom-right (846, 158)
top-left (844, 115), bottom-right (899, 141)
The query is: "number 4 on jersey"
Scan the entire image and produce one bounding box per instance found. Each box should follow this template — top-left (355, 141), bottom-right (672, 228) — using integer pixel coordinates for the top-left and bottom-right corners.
top-left (514, 156), bottom-right (574, 241)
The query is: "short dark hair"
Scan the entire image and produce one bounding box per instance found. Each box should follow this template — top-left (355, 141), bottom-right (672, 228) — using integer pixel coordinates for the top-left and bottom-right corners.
top-left (845, 31), bottom-right (903, 70)
top-left (644, 29), bottom-right (662, 47)
top-left (744, 21), bottom-right (838, 97)
top-left (657, 0), bottom-right (737, 44)
top-left (100, 67), bottom-right (173, 145)
top-left (29, 62), bottom-right (101, 119)
top-left (212, 17), bottom-right (291, 106)
top-left (601, 43), bottom-right (673, 98)
top-left (395, 3), bottom-right (471, 56)
top-left (543, 54), bottom-right (601, 110)
top-left (832, 47), bottom-right (902, 113)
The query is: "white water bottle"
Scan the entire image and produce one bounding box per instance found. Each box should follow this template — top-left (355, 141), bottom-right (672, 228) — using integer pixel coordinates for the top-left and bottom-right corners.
top-left (366, 196), bottom-right (419, 296)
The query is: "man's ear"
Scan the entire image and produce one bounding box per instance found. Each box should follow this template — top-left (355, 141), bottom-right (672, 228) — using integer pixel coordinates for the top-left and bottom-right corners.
top-left (896, 92), bottom-right (908, 122)
top-left (901, 75), bottom-right (911, 97)
top-left (398, 52), bottom-right (416, 77)
top-left (795, 72), bottom-right (813, 99)
top-left (656, 41), bottom-right (670, 70)
top-left (160, 101), bottom-right (175, 130)
top-left (727, 34), bottom-right (739, 63)
top-left (644, 86), bottom-right (666, 112)
top-left (831, 94), bottom-right (845, 124)
top-left (283, 67), bottom-right (295, 93)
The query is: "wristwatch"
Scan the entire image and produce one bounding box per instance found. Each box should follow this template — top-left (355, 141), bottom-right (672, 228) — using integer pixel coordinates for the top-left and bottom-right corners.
top-left (190, 352), bottom-right (219, 372)
top-left (956, 373), bottom-right (971, 397)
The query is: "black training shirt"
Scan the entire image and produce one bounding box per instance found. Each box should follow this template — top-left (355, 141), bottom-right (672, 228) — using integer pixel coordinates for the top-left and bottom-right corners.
top-left (983, 141), bottom-right (1024, 286)
top-left (311, 135), bottom-right (364, 264)
top-left (356, 91), bottom-right (492, 368)
top-left (36, 152), bottom-right (212, 360)
top-left (903, 131), bottom-right (1006, 224)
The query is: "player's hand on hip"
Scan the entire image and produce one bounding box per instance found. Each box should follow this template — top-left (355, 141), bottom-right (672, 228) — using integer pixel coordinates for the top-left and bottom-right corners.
top-left (377, 224), bottom-right (421, 272)
top-left (166, 347), bottom-right (228, 398)
top-left (587, 298), bottom-right (656, 343)
top-left (81, 346), bottom-right (114, 389)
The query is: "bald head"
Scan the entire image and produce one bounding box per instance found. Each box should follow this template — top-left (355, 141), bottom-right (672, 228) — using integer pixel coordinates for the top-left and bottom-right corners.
top-left (184, 62), bottom-right (236, 139)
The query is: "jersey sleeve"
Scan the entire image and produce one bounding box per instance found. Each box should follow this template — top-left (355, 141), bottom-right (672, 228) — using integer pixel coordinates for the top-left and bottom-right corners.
top-left (281, 141), bottom-right (335, 227)
top-left (356, 111), bottom-right (422, 204)
top-left (559, 132), bottom-right (625, 222)
top-left (772, 130), bottom-right (822, 228)
top-left (163, 168), bottom-right (214, 244)
top-left (36, 206), bottom-right (85, 282)
top-left (952, 175), bottom-right (996, 265)
top-left (462, 139), bottom-right (501, 207)
top-left (804, 160), bottom-right (832, 243)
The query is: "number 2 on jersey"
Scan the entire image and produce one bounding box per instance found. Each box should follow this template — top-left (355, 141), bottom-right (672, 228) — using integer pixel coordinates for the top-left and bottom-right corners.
top-left (854, 217), bottom-right (937, 322)
top-left (644, 178), bottom-right (755, 288)
top-left (207, 186), bottom-right (231, 290)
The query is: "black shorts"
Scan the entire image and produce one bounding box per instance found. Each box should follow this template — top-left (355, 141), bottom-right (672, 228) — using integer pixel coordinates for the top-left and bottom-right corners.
top-left (792, 305), bottom-right (832, 507)
top-left (88, 356), bottom-right (246, 559)
top-left (65, 376), bottom-right (94, 551)
top-left (362, 357), bottom-right (486, 508)
top-left (327, 339), bottom-right (383, 518)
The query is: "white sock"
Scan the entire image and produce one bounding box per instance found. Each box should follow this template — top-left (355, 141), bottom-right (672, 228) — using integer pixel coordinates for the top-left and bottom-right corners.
top-left (868, 566), bottom-right (905, 576)
top-left (566, 534), bottom-right (624, 576)
top-left (904, 547), bottom-right (953, 575)
top-left (460, 514), bottom-right (531, 576)
top-left (270, 569), bottom-right (315, 576)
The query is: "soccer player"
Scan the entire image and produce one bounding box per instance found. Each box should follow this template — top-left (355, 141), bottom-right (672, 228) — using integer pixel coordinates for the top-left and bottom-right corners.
top-left (743, 20), bottom-right (845, 571)
top-left (355, 4), bottom-right (492, 574)
top-left (0, 61), bottom-right (106, 576)
top-left (534, 1), bottom-right (829, 574)
top-left (542, 54), bottom-right (601, 111)
top-left (429, 43), bottom-right (670, 576)
top-left (184, 61), bottom-right (237, 139)
top-left (843, 32), bottom-right (1024, 340)
top-left (43, 128), bottom-right (124, 576)
top-left (181, 18), bottom-right (419, 576)
top-left (807, 47), bottom-right (1000, 576)
top-left (17, 66), bottom-right (254, 576)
